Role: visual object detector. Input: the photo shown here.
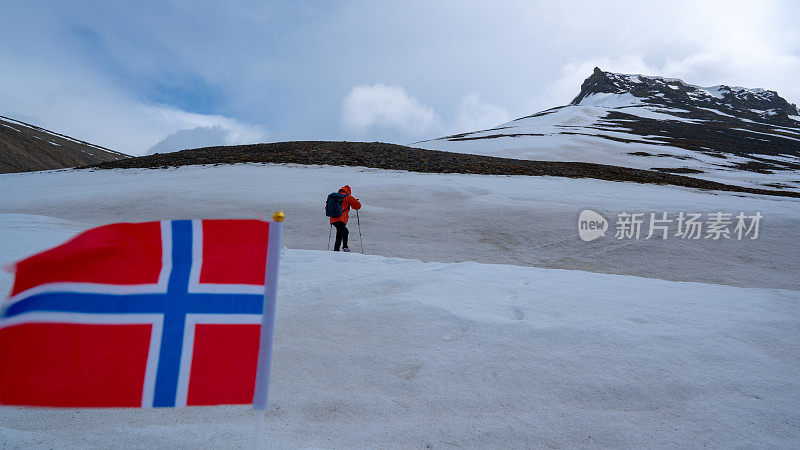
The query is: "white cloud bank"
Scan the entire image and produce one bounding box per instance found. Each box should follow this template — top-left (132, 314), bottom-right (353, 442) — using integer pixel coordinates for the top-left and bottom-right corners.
top-left (453, 92), bottom-right (511, 132)
top-left (0, 65), bottom-right (267, 156)
top-left (341, 84), bottom-right (441, 137)
top-left (342, 85), bottom-right (510, 139)
top-left (147, 126), bottom-right (230, 154)
top-left (0, 41), bottom-right (266, 156)
top-left (144, 107), bottom-right (266, 154)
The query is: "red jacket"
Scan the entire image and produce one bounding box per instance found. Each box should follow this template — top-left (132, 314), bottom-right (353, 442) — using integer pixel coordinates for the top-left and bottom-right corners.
top-left (329, 185), bottom-right (361, 224)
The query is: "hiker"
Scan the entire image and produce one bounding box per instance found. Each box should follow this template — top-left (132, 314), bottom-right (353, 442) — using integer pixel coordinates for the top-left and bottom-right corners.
top-left (325, 185), bottom-right (362, 252)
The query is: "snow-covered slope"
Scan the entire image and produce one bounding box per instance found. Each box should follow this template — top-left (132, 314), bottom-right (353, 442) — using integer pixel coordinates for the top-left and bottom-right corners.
top-left (1, 164), bottom-right (798, 447)
top-left (2, 164), bottom-right (799, 289)
top-left (417, 68), bottom-right (800, 193)
top-left (1, 218), bottom-right (798, 447)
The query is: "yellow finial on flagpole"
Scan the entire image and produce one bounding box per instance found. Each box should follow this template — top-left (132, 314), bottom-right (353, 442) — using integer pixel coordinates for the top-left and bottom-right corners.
top-left (272, 211), bottom-right (285, 222)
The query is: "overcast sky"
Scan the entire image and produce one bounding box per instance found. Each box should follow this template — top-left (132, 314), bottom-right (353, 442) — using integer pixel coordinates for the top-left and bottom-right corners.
top-left (2, 0), bottom-right (798, 155)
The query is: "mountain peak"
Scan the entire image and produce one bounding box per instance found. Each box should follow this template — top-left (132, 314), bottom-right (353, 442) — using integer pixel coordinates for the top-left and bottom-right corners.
top-left (569, 67), bottom-right (620, 104)
top-left (418, 68), bottom-right (800, 194)
top-left (570, 68), bottom-right (799, 123)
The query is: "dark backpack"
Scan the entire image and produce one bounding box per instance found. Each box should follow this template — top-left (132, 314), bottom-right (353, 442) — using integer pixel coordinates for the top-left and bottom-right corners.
top-left (325, 192), bottom-right (349, 217)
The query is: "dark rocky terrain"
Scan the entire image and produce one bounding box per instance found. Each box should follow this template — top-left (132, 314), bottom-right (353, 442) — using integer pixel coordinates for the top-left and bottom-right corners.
top-left (571, 68), bottom-right (799, 122)
top-left (0, 115), bottom-right (128, 173)
top-left (88, 141), bottom-right (799, 198)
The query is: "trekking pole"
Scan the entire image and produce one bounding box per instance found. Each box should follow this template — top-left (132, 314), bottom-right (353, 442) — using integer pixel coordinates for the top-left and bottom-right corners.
top-left (327, 224), bottom-right (332, 250)
top-left (356, 210), bottom-right (364, 253)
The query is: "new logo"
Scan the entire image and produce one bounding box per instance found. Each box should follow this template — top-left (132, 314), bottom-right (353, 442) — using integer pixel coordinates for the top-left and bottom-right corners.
top-left (578, 210), bottom-right (608, 241)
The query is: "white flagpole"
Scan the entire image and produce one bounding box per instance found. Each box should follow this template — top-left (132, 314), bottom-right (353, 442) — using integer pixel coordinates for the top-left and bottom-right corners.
top-left (252, 212), bottom-right (284, 437)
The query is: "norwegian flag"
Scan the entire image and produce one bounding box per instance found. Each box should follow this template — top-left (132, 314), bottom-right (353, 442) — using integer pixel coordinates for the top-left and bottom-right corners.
top-left (0, 218), bottom-right (283, 408)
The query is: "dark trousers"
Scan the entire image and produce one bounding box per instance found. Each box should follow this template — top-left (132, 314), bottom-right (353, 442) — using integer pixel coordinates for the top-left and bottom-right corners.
top-left (332, 221), bottom-right (349, 251)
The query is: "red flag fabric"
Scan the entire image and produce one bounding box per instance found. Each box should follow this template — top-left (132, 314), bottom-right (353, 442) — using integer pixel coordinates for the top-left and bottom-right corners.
top-left (0, 219), bottom-right (273, 407)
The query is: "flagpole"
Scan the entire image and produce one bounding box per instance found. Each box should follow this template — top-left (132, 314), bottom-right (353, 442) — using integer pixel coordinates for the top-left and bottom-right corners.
top-left (252, 211), bottom-right (284, 415)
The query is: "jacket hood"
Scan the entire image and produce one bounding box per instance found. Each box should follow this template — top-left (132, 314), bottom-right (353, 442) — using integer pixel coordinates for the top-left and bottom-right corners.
top-left (338, 185), bottom-right (351, 195)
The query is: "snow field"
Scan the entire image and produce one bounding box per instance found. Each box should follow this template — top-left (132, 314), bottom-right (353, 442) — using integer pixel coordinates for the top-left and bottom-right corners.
top-left (0, 164), bottom-right (799, 447)
top-left (1, 233), bottom-right (798, 447)
top-left (1, 164), bottom-right (797, 290)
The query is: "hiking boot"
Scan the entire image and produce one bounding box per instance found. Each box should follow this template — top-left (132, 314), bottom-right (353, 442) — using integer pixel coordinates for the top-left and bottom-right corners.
top-left (342, 247), bottom-right (352, 252)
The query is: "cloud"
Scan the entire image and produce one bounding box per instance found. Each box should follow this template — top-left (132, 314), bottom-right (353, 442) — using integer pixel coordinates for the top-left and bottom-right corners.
top-left (0, 44), bottom-right (266, 156)
top-left (660, 35), bottom-right (800, 98)
top-left (341, 84), bottom-right (441, 137)
top-left (147, 125), bottom-right (249, 154)
top-left (453, 93), bottom-right (511, 132)
top-left (144, 106), bottom-right (266, 153)
top-left (341, 86), bottom-right (511, 139)
top-left (147, 126), bottom-right (229, 154)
